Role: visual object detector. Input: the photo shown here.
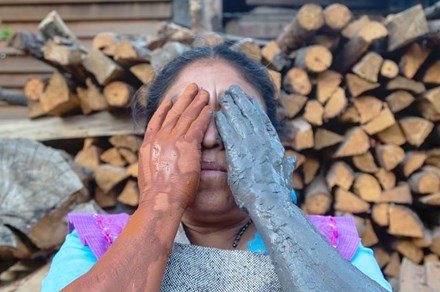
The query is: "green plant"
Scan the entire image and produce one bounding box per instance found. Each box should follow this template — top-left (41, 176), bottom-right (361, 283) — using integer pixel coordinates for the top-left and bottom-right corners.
top-left (0, 18), bottom-right (11, 41)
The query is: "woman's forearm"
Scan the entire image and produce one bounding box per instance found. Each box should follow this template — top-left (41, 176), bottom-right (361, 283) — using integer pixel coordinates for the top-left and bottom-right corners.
top-left (248, 194), bottom-right (387, 292)
top-left (63, 194), bottom-right (184, 292)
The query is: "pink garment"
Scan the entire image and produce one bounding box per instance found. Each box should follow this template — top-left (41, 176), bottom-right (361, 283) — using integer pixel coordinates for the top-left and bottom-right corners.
top-left (67, 213), bottom-right (360, 261)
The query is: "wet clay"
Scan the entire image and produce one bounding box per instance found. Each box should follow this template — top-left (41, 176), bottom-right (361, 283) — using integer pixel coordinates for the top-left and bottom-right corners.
top-left (63, 83), bottom-right (211, 291)
top-left (216, 85), bottom-right (387, 292)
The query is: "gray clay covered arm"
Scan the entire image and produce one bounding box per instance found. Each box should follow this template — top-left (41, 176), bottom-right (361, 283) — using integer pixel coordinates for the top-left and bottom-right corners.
top-left (216, 85), bottom-right (387, 292)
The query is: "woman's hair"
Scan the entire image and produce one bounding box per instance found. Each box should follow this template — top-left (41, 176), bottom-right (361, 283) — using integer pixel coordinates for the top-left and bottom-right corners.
top-left (132, 44), bottom-right (279, 130)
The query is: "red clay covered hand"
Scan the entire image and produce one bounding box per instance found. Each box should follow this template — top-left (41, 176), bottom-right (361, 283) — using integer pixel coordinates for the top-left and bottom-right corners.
top-left (137, 83), bottom-right (211, 209)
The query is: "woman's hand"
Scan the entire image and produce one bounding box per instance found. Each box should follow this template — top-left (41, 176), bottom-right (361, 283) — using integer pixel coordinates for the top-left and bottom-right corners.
top-left (138, 83), bottom-right (211, 209)
top-left (215, 85), bottom-right (296, 210)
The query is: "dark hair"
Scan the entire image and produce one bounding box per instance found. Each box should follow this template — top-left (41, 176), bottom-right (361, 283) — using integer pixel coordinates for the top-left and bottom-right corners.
top-left (132, 44), bottom-right (279, 131)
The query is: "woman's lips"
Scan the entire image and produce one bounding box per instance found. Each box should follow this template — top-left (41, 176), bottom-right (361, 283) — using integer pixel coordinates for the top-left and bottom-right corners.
top-left (201, 161), bottom-right (226, 172)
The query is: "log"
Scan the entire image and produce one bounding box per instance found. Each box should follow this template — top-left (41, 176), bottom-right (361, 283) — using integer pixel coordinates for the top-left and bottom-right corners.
top-left (424, 254), bottom-right (439, 263)
top-left (380, 59), bottom-right (399, 79)
top-left (353, 173), bottom-right (382, 202)
top-left (114, 39), bottom-right (151, 65)
top-left (376, 123), bottom-right (406, 146)
top-left (334, 188), bottom-right (370, 213)
top-left (74, 145), bottom-right (102, 172)
top-left (423, 60), bottom-right (440, 84)
top-left (372, 203), bottom-right (389, 226)
top-left (39, 72), bottom-right (79, 116)
top-left (430, 227), bottom-right (440, 256)
top-left (386, 76), bottom-right (426, 94)
top-left (384, 252), bottom-right (401, 278)
top-left (400, 117), bottom-right (434, 147)
top-left (426, 149), bottom-right (440, 168)
top-left (326, 161), bottom-right (354, 191)
top-left (352, 52), bottom-right (383, 83)
top-left (374, 247), bottom-right (391, 268)
top-left (375, 144), bottom-right (405, 170)
top-left (421, 87), bottom-right (440, 114)
top-left (361, 219), bottom-right (379, 247)
top-left (341, 15), bottom-right (370, 39)
top-left (103, 81), bottom-right (134, 108)
top-left (82, 49), bottom-right (125, 86)
top-left (303, 157), bottom-right (319, 185)
top-left (377, 182), bottom-right (412, 204)
top-left (346, 73), bottom-right (380, 97)
top-left (339, 105), bottom-right (361, 124)
top-left (419, 192), bottom-right (440, 206)
top-left (399, 258), bottom-right (427, 291)
top-left (304, 176), bottom-right (332, 215)
top-left (42, 38), bottom-right (84, 67)
top-left (126, 162), bottom-right (139, 178)
top-left (334, 127), bottom-right (369, 158)
top-left (268, 70), bottom-right (281, 99)
top-left (303, 100), bottom-right (323, 126)
top-left (92, 32), bottom-right (119, 56)
top-left (94, 187), bottom-right (118, 208)
top-left (276, 4), bottom-right (324, 53)
top-left (286, 150), bottom-right (305, 170)
top-left (94, 164), bottom-right (129, 193)
top-left (117, 180), bottom-right (139, 207)
top-left (231, 38), bottom-right (262, 62)
top-left (388, 205), bottom-right (424, 238)
top-left (261, 41), bottom-right (288, 71)
top-left (402, 151), bottom-right (427, 177)
top-left (323, 87), bottom-right (346, 120)
top-left (323, 3), bottom-right (352, 31)
top-left (375, 168), bottom-right (396, 191)
top-left (409, 167), bottom-right (440, 194)
top-left (38, 10), bottom-right (79, 44)
top-left (109, 135), bottom-right (142, 153)
top-left (76, 78), bottom-right (109, 115)
top-left (314, 128), bottom-right (343, 150)
top-left (385, 90), bottom-right (415, 113)
top-left (362, 105), bottom-right (396, 135)
top-left (100, 147), bottom-right (127, 167)
top-left (386, 5), bottom-right (429, 51)
top-left (412, 229), bottom-right (433, 248)
top-left (292, 173), bottom-right (304, 190)
top-left (119, 148), bottom-right (138, 165)
top-left (129, 63), bottom-right (156, 85)
top-left (294, 45), bottom-right (332, 73)
top-left (399, 43), bottom-right (431, 79)
top-left (395, 241), bottom-right (424, 264)
top-left (287, 118), bottom-right (314, 150)
top-left (282, 68), bottom-right (311, 96)
top-left (353, 152), bottom-right (379, 173)
top-left (353, 95), bottom-right (383, 124)
top-left (311, 34), bottom-right (340, 52)
top-left (24, 78), bottom-right (46, 102)
top-left (315, 70), bottom-right (342, 104)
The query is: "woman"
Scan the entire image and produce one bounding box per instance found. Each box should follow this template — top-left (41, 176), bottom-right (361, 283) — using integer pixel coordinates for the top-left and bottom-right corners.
top-left (42, 45), bottom-right (391, 291)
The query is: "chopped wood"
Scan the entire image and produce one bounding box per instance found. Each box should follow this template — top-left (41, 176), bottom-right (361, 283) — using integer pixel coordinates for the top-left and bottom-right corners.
top-left (267, 70), bottom-right (281, 99)
top-left (361, 219), bottom-right (379, 247)
top-left (376, 144), bottom-right (405, 170)
top-left (384, 252), bottom-right (401, 278)
top-left (103, 81), bottom-right (134, 108)
top-left (114, 39), bottom-right (151, 65)
top-left (400, 117), bottom-right (434, 147)
top-left (352, 152), bottom-right (379, 173)
top-left (376, 123), bottom-right (406, 146)
top-left (92, 32), bottom-right (119, 56)
top-left (399, 258), bottom-right (428, 291)
top-left (151, 42), bottom-right (190, 72)
top-left (292, 172), bottom-right (304, 190)
top-left (409, 167), bottom-right (440, 194)
top-left (261, 41), bottom-right (288, 71)
top-left (402, 151), bottom-right (427, 177)
top-left (294, 45), bottom-right (332, 73)
top-left (100, 147), bottom-right (127, 167)
top-left (421, 87), bottom-right (440, 114)
top-left (314, 128), bottom-right (343, 150)
top-left (353, 173), bottom-right (382, 202)
top-left (324, 3), bottom-right (352, 31)
top-left (334, 188), bottom-right (370, 213)
top-left (119, 148), bottom-right (137, 165)
top-left (386, 76), bottom-right (426, 94)
top-left (426, 149), bottom-right (440, 168)
top-left (323, 87), bottom-right (346, 119)
top-left (430, 227), bottom-right (440, 256)
top-left (276, 4), bottom-right (324, 53)
top-left (419, 192), bottom-right (440, 206)
top-left (346, 73), bottom-right (380, 97)
top-left (117, 180), bottom-right (139, 207)
top-left (39, 72), bottom-right (79, 115)
top-left (94, 187), bottom-right (118, 208)
top-left (353, 95), bottom-right (383, 124)
top-left (352, 52), bottom-right (383, 82)
top-left (380, 59), bottom-right (399, 79)
top-left (372, 203), bottom-right (390, 226)
top-left (303, 157), bottom-right (319, 185)
top-left (278, 94), bottom-right (307, 118)
top-left (42, 38), bottom-right (84, 67)
top-left (395, 241), bottom-right (424, 264)
top-left (304, 175), bottom-right (332, 215)
top-left (377, 182), bottom-right (412, 204)
top-left (74, 145), bottom-right (102, 171)
top-left (130, 63), bottom-right (156, 85)
top-left (341, 15), bottom-right (370, 39)
top-left (375, 168), bottom-right (397, 191)
top-left (388, 205), bottom-right (424, 238)
top-left (94, 164), bottom-right (129, 193)
top-left (285, 150), bottom-right (305, 169)
top-left (315, 70), bottom-right (342, 104)
top-left (374, 247), bottom-right (391, 268)
top-left (126, 162), bottom-right (139, 178)
top-left (326, 161), bottom-right (354, 191)
top-left (385, 90), bottom-right (415, 113)
top-left (386, 5), bottom-right (429, 51)
top-left (412, 229), bottom-right (433, 248)
top-left (27, 101), bottom-right (46, 119)
top-left (109, 135), bottom-right (142, 153)
top-left (76, 78), bottom-right (109, 115)
top-left (311, 34), bottom-right (340, 52)
top-left (303, 100), bottom-right (323, 126)
top-left (38, 10), bottom-right (79, 44)
top-left (282, 67), bottom-right (311, 96)
top-left (423, 60), bottom-right (440, 84)
top-left (286, 118), bottom-right (314, 151)
top-left (24, 78), bottom-right (45, 102)
top-left (339, 105), bottom-right (360, 123)
top-left (424, 254), bottom-right (439, 263)
top-left (231, 38), bottom-right (262, 62)
top-left (334, 127), bottom-right (370, 158)
top-left (82, 49), bottom-right (125, 85)
top-left (399, 43), bottom-right (431, 79)
top-left (362, 105), bottom-right (396, 135)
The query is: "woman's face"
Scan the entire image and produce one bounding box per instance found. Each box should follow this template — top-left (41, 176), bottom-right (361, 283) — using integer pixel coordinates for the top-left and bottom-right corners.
top-left (163, 59), bottom-right (266, 223)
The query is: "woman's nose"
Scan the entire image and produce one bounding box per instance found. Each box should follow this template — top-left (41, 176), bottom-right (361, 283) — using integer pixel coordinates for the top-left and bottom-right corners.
top-left (202, 117), bottom-right (223, 149)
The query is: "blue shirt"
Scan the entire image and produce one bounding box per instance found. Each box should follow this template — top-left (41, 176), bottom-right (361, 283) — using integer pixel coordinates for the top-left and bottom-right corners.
top-left (42, 229), bottom-right (392, 291)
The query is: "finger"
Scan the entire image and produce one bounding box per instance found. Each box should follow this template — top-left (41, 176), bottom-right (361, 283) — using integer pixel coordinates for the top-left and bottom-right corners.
top-left (219, 93), bottom-right (254, 138)
top-left (215, 111), bottom-right (240, 152)
top-left (250, 98), bottom-right (278, 139)
top-left (161, 83), bottom-right (199, 130)
top-left (184, 106), bottom-right (211, 142)
top-left (227, 85), bottom-right (265, 131)
top-left (143, 98), bottom-right (173, 143)
top-left (173, 89), bottom-right (209, 135)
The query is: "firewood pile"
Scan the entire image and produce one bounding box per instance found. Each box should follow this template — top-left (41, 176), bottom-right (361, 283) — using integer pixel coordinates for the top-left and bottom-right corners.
top-left (1, 2), bottom-right (440, 290)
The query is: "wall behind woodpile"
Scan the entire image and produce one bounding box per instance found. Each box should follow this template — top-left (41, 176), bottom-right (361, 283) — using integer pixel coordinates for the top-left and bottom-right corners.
top-left (0, 0), bottom-right (171, 90)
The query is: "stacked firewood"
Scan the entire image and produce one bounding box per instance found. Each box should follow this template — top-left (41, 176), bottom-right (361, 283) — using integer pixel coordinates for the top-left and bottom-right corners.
top-left (2, 3), bottom-right (440, 290)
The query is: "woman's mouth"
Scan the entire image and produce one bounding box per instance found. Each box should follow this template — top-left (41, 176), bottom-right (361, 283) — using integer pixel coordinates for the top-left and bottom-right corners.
top-left (201, 161), bottom-right (227, 172)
